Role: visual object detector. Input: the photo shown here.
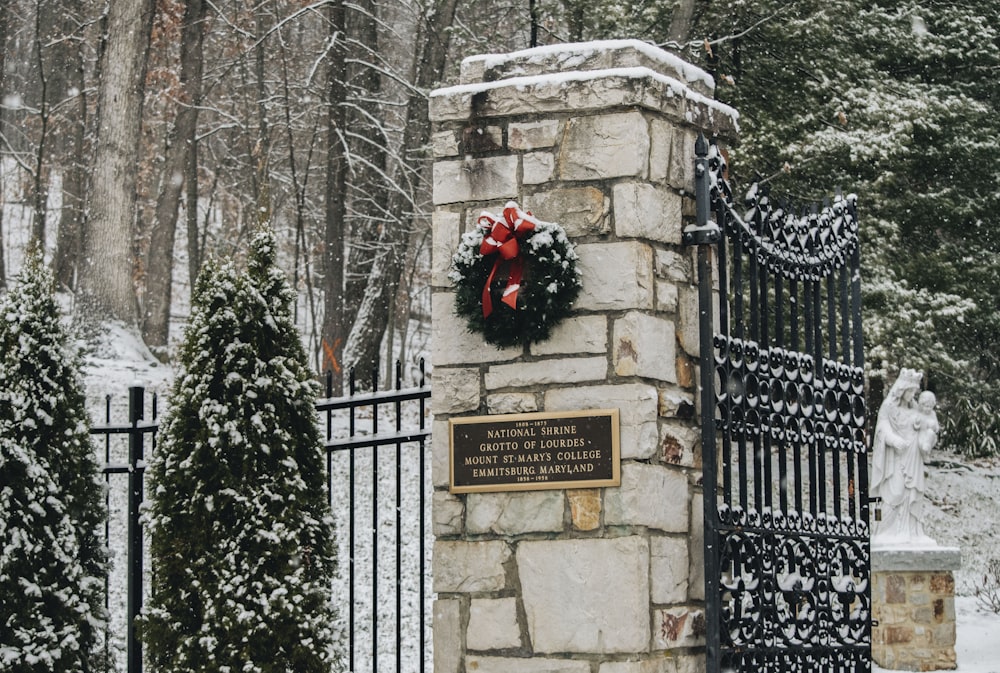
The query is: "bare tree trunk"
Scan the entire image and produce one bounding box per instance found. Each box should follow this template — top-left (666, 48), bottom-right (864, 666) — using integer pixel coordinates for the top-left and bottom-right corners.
top-left (276, 28), bottom-right (321, 356)
top-left (561, 0), bottom-right (586, 42)
top-left (320, 0), bottom-right (349, 387)
top-left (185, 125), bottom-right (201, 288)
top-left (0, 0), bottom-right (7, 290)
top-left (667, 0), bottom-right (698, 46)
top-left (252, 7), bottom-right (272, 227)
top-left (342, 0), bottom-right (459, 375)
top-left (29, 3), bottom-right (51, 247)
top-left (142, 0), bottom-right (206, 353)
top-left (342, 0), bottom-right (389, 368)
top-left (53, 14), bottom-right (88, 291)
top-left (80, 0), bottom-right (154, 325)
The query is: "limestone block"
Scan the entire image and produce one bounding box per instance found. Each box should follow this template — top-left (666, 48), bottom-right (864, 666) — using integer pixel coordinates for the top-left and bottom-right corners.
top-left (466, 490), bottom-right (565, 535)
top-left (517, 536), bottom-right (650, 653)
top-left (432, 293), bottom-right (522, 366)
top-left (676, 354), bottom-right (696, 391)
top-left (429, 70), bottom-right (739, 139)
top-left (932, 621), bottom-right (956, 647)
top-left (600, 654), bottom-right (703, 673)
top-left (653, 606), bottom-right (706, 649)
top-left (665, 127), bottom-right (698, 192)
top-left (461, 40), bottom-right (716, 96)
top-left (576, 242), bottom-right (654, 312)
top-left (434, 599), bottom-right (462, 673)
top-left (688, 492), bottom-right (705, 601)
top-left (433, 418), bottom-right (451, 489)
top-left (613, 182), bottom-right (684, 244)
top-left (872, 548), bottom-right (962, 572)
top-left (526, 186), bottom-right (610, 236)
top-left (523, 152), bottom-right (556, 185)
top-left (605, 462), bottom-right (688, 532)
top-left (601, 662), bottom-right (651, 673)
top-left (545, 383), bottom-right (658, 459)
top-left (648, 118), bottom-right (675, 185)
top-left (660, 422), bottom-right (699, 467)
top-left (467, 598), bottom-right (522, 651)
top-left (676, 285), bottom-right (703, 357)
top-left (465, 657), bottom-right (590, 673)
top-left (433, 540), bottom-right (511, 593)
top-left (433, 155), bottom-right (518, 205)
top-left (651, 536), bottom-right (689, 604)
top-left (432, 209), bottom-right (463, 287)
top-left (434, 367), bottom-right (481, 414)
top-left (461, 125), bottom-right (503, 153)
top-left (655, 248), bottom-right (691, 284)
top-left (510, 120), bottom-right (561, 150)
top-left (658, 387), bottom-right (695, 419)
top-left (434, 490), bottom-right (465, 537)
top-left (559, 112), bottom-right (649, 180)
top-left (485, 356), bottom-right (607, 390)
top-left (433, 129), bottom-right (460, 158)
top-left (613, 312), bottom-right (677, 383)
top-left (568, 489), bottom-right (601, 531)
top-left (529, 315), bottom-right (608, 357)
top-left (487, 392), bottom-right (539, 414)
top-left (681, 195), bottom-right (696, 218)
top-left (655, 279), bottom-right (678, 313)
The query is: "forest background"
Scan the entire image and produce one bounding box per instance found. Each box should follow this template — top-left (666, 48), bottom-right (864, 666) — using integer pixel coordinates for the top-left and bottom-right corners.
top-left (0, 0), bottom-right (996, 455)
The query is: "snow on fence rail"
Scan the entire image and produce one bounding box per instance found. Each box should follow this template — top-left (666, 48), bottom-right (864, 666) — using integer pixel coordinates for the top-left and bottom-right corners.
top-left (93, 360), bottom-right (432, 673)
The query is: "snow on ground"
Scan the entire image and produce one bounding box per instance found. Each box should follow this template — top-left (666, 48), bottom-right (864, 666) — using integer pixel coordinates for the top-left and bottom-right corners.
top-left (951, 597), bottom-right (1000, 673)
top-left (924, 454), bottom-right (1000, 594)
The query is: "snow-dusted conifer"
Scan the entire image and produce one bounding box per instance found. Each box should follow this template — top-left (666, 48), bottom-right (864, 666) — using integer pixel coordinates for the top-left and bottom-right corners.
top-left (0, 250), bottom-right (107, 672)
top-left (143, 228), bottom-right (338, 672)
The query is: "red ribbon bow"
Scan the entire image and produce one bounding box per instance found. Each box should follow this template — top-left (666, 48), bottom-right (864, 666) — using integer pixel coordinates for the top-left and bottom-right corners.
top-left (477, 202), bottom-right (538, 318)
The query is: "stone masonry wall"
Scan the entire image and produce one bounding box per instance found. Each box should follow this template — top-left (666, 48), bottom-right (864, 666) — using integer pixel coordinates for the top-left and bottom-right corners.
top-left (871, 547), bottom-right (960, 672)
top-left (872, 570), bottom-right (957, 671)
top-left (429, 40), bottom-right (738, 673)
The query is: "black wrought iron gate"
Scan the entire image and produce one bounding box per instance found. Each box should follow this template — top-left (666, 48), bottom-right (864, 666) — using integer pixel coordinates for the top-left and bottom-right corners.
top-left (688, 135), bottom-right (871, 673)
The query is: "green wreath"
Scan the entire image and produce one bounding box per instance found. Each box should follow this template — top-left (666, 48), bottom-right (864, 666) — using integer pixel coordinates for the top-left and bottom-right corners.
top-left (449, 202), bottom-right (582, 348)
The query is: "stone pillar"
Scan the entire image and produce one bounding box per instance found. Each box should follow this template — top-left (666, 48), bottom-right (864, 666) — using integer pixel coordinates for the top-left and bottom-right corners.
top-left (872, 547), bottom-right (961, 671)
top-left (429, 40), bottom-right (738, 673)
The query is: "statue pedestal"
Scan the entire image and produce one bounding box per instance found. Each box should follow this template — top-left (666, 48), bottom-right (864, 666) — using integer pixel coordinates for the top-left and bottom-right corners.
top-left (872, 546), bottom-right (961, 671)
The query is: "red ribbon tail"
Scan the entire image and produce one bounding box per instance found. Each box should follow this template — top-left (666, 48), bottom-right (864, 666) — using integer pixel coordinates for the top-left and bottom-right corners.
top-left (501, 258), bottom-right (523, 311)
top-left (482, 259), bottom-right (501, 318)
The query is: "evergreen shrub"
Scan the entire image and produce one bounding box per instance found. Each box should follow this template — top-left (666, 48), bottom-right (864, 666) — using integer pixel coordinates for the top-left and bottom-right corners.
top-left (142, 228), bottom-right (339, 672)
top-left (0, 251), bottom-right (107, 672)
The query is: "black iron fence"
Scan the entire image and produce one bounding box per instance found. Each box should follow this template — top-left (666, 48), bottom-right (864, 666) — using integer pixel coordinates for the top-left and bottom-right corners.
top-left (93, 360), bottom-right (431, 673)
top-left (92, 386), bottom-right (157, 673)
top-left (317, 361), bottom-right (432, 673)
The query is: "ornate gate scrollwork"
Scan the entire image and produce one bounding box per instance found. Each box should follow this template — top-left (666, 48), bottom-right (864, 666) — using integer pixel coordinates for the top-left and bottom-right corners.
top-left (689, 134), bottom-right (871, 673)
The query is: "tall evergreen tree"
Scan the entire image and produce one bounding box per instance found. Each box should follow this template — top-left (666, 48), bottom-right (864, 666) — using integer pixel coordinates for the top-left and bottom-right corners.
top-left (672, 0), bottom-right (1000, 451)
top-left (143, 228), bottom-right (338, 672)
top-left (0, 250), bottom-right (107, 672)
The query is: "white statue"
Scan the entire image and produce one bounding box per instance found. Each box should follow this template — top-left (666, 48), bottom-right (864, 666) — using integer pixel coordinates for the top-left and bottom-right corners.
top-left (870, 368), bottom-right (939, 546)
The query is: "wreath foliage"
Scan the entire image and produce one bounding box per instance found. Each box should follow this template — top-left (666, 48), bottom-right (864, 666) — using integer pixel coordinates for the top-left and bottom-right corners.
top-left (449, 203), bottom-right (582, 348)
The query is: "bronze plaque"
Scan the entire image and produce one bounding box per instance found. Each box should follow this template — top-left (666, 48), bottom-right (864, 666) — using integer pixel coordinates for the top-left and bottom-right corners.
top-left (449, 409), bottom-right (620, 494)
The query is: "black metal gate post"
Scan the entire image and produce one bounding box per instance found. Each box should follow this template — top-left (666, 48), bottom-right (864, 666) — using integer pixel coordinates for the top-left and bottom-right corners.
top-left (685, 133), bottom-right (722, 673)
top-left (94, 386), bottom-right (156, 673)
top-left (127, 386), bottom-right (145, 673)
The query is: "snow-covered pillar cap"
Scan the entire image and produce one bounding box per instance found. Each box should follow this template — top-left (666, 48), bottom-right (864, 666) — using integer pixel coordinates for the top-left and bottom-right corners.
top-left (430, 38), bottom-right (739, 139)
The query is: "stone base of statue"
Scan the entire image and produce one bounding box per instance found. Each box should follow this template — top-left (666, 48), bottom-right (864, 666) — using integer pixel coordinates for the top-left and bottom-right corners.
top-left (871, 544), bottom-right (961, 671)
